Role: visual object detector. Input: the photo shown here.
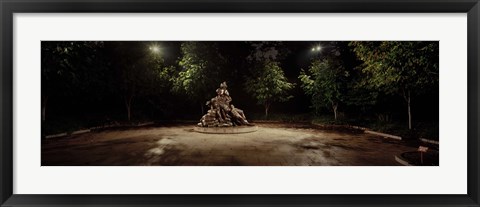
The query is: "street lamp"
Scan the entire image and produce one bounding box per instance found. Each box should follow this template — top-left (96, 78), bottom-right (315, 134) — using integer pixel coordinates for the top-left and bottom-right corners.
top-left (311, 45), bottom-right (322, 52)
top-left (149, 45), bottom-right (160, 53)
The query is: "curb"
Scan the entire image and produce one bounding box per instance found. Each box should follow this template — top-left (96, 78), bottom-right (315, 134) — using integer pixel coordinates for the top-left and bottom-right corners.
top-left (311, 123), bottom-right (363, 131)
top-left (45, 133), bottom-right (68, 139)
top-left (394, 155), bottom-right (412, 166)
top-left (311, 123), bottom-right (402, 141)
top-left (420, 138), bottom-right (439, 145)
top-left (71, 129), bottom-right (90, 135)
top-left (394, 151), bottom-right (439, 166)
top-left (319, 123), bottom-right (439, 143)
top-left (137, 122), bottom-right (154, 126)
top-left (45, 121), bottom-right (155, 139)
top-left (350, 125), bottom-right (368, 131)
top-left (250, 120), bottom-right (283, 123)
top-left (90, 124), bottom-right (119, 130)
top-left (365, 130), bottom-right (402, 140)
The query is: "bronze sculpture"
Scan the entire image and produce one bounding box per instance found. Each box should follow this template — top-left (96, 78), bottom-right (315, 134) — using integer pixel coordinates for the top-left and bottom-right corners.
top-left (198, 82), bottom-right (253, 127)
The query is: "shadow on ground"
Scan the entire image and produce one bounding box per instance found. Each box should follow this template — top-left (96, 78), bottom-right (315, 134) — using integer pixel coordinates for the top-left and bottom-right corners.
top-left (41, 123), bottom-right (427, 166)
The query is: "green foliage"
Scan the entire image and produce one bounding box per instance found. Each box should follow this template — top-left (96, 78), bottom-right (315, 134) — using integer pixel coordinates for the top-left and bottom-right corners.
top-left (145, 51), bottom-right (174, 90)
top-left (109, 42), bottom-right (174, 97)
top-left (300, 59), bottom-right (340, 112)
top-left (298, 42), bottom-right (379, 120)
top-left (350, 41), bottom-right (439, 129)
top-left (299, 57), bottom-right (349, 120)
top-left (114, 44), bottom-right (152, 97)
top-left (172, 42), bottom-right (225, 106)
top-left (41, 41), bottom-right (439, 137)
top-left (349, 41), bottom-right (439, 95)
top-left (244, 42), bottom-right (294, 117)
top-left (41, 41), bottom-right (107, 121)
top-left (245, 61), bottom-right (294, 116)
top-left (41, 41), bottom-right (105, 96)
top-left (104, 42), bottom-right (174, 121)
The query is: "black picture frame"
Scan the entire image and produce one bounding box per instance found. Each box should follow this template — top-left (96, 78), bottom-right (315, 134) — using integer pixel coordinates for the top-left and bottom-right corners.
top-left (1, 0), bottom-right (479, 206)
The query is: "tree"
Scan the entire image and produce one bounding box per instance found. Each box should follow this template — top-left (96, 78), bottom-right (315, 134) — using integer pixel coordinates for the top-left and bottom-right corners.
top-left (244, 42), bottom-right (294, 117)
top-left (350, 41), bottom-right (439, 130)
top-left (299, 58), bottom-right (347, 121)
top-left (245, 61), bottom-right (294, 117)
top-left (41, 41), bottom-right (105, 122)
top-left (107, 42), bottom-right (171, 121)
top-left (171, 42), bottom-right (226, 114)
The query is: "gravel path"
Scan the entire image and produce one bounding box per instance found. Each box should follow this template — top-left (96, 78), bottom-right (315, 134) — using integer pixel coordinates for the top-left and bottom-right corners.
top-left (42, 123), bottom-right (420, 166)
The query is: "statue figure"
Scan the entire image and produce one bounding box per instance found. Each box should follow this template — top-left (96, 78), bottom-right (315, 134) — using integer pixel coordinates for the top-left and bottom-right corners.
top-left (197, 81), bottom-right (253, 127)
top-left (230, 104), bottom-right (250, 125)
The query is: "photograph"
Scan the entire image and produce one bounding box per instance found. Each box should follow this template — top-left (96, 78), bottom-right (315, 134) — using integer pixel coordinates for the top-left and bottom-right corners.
top-left (3, 0), bottom-right (478, 205)
top-left (41, 41), bottom-right (439, 166)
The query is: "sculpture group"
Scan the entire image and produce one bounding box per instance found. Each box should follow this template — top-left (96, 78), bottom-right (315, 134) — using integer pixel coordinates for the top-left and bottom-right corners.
top-left (198, 82), bottom-right (253, 127)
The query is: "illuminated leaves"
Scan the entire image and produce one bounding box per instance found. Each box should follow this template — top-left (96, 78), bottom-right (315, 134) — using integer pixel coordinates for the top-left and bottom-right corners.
top-left (245, 60), bottom-right (294, 116)
top-left (299, 58), bottom-right (345, 115)
top-left (172, 42), bottom-right (225, 105)
top-left (349, 41), bottom-right (439, 95)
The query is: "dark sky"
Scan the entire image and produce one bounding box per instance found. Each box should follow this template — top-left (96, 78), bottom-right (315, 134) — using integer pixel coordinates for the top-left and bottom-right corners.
top-left (146, 41), bottom-right (357, 81)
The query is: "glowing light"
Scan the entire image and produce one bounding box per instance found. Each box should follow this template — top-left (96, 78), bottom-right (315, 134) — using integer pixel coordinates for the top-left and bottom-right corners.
top-left (150, 46), bottom-right (160, 53)
top-left (311, 45), bottom-right (323, 53)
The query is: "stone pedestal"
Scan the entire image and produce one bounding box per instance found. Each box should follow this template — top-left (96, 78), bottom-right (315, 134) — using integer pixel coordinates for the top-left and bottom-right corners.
top-left (194, 126), bottom-right (258, 134)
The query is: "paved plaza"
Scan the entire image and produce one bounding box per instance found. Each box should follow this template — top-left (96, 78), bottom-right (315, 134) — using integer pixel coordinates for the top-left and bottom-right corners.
top-left (42, 123), bottom-right (420, 166)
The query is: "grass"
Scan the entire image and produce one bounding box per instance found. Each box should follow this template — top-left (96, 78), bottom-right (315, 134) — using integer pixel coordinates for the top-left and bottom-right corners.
top-left (311, 115), bottom-right (438, 140)
top-left (249, 113), bottom-right (438, 140)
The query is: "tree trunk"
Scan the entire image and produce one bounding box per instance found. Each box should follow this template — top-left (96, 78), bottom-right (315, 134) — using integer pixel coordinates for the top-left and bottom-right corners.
top-left (264, 103), bottom-right (270, 118)
top-left (332, 103), bottom-right (338, 121)
top-left (407, 90), bottom-right (412, 130)
top-left (125, 96), bottom-right (133, 122)
top-left (200, 103), bottom-right (204, 115)
top-left (42, 96), bottom-right (48, 122)
top-left (403, 89), bottom-right (412, 130)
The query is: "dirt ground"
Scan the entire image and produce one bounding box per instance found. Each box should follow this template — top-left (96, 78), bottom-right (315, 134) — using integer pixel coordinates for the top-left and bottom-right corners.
top-left (41, 123), bottom-right (423, 166)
